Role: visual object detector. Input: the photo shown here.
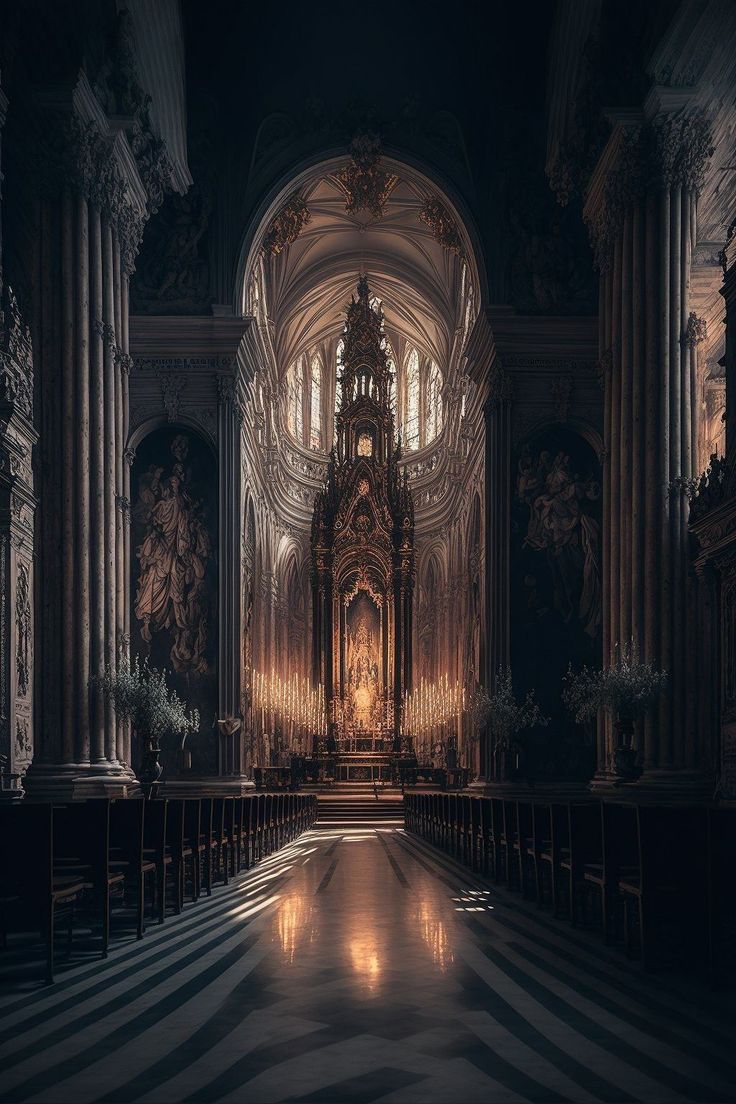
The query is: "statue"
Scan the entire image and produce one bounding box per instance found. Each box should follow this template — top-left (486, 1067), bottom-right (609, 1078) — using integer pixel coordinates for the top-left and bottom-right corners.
top-left (517, 446), bottom-right (601, 638)
top-left (134, 435), bottom-right (213, 674)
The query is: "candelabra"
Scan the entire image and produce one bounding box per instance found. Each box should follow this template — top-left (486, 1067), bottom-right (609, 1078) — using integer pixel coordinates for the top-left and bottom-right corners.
top-left (251, 669), bottom-right (326, 759)
top-left (403, 674), bottom-right (466, 767)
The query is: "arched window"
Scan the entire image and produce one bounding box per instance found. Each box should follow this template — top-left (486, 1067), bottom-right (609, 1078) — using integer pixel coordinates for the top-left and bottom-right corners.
top-left (401, 345), bottom-right (443, 451)
top-left (404, 346), bottom-right (420, 451)
top-left (287, 359), bottom-right (304, 442)
top-left (427, 362), bottom-right (443, 443)
top-left (310, 353), bottom-right (322, 450)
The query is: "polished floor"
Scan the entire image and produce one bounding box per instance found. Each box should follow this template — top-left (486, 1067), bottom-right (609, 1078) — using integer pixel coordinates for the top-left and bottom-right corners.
top-left (1, 827), bottom-right (735, 1103)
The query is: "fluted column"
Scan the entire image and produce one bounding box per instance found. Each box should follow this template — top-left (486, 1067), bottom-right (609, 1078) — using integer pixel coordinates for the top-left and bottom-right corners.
top-left (24, 100), bottom-right (154, 798)
top-left (584, 105), bottom-right (713, 791)
top-left (217, 371), bottom-right (244, 773)
top-left (481, 359), bottom-right (513, 782)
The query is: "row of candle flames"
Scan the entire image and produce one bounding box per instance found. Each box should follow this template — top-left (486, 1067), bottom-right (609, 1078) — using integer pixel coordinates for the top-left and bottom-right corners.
top-left (250, 669), bottom-right (465, 740)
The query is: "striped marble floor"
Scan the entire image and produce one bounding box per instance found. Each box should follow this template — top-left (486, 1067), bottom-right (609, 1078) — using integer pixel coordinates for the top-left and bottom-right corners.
top-left (1, 826), bottom-right (735, 1103)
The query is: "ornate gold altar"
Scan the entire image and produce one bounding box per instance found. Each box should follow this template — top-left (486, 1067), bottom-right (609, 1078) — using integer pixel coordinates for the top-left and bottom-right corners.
top-left (312, 277), bottom-right (414, 741)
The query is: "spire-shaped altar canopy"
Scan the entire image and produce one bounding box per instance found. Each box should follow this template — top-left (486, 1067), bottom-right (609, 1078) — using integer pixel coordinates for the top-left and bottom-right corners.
top-left (335, 276), bottom-right (395, 466)
top-left (312, 275), bottom-right (414, 740)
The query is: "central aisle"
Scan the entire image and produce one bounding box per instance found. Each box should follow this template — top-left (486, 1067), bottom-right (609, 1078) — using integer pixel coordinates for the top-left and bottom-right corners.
top-left (1, 827), bottom-right (735, 1103)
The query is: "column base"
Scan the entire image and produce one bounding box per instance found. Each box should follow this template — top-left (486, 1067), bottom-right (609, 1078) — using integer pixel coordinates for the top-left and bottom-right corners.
top-left (159, 774), bottom-right (256, 797)
top-left (22, 760), bottom-right (139, 801)
top-left (590, 767), bottom-right (714, 802)
top-left (469, 778), bottom-right (592, 799)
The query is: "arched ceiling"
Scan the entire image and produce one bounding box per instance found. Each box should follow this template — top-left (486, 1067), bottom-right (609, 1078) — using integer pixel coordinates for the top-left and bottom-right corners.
top-left (256, 165), bottom-right (477, 374)
top-left (238, 156), bottom-right (487, 546)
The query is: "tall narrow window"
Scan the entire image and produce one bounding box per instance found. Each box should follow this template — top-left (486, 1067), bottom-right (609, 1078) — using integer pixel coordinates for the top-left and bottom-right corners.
top-left (288, 359), bottom-right (304, 442)
top-left (310, 353), bottom-right (322, 450)
top-left (404, 346), bottom-right (420, 451)
top-left (427, 362), bottom-right (443, 444)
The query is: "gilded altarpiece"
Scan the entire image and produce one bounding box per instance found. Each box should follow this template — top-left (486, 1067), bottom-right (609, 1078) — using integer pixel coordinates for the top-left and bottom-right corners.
top-left (312, 279), bottom-right (414, 741)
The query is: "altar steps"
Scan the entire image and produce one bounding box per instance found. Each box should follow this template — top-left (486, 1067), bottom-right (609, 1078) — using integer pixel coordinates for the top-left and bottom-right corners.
top-left (316, 790), bottom-right (405, 827)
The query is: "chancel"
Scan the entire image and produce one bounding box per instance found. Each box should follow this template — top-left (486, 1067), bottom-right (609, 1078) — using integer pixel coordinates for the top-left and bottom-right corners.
top-left (1, 1), bottom-right (736, 1102)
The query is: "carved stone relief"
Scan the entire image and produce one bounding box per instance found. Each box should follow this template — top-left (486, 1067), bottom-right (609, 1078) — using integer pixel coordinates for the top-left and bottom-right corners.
top-left (15, 561), bottom-right (30, 699)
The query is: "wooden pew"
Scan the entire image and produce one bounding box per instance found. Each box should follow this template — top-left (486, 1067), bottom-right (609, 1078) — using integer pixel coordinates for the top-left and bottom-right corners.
top-left (142, 799), bottom-right (171, 924)
top-left (109, 797), bottom-right (156, 939)
top-left (53, 799), bottom-right (124, 957)
top-left (0, 804), bottom-right (92, 984)
top-left (566, 801), bottom-right (602, 928)
top-left (618, 804), bottom-right (709, 970)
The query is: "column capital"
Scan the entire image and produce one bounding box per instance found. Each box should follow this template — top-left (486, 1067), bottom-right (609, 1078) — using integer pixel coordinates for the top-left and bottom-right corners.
top-left (583, 106), bottom-right (713, 271)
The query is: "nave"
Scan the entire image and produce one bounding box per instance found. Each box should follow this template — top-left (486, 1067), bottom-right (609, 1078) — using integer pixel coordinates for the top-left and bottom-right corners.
top-left (1, 823), bottom-right (734, 1104)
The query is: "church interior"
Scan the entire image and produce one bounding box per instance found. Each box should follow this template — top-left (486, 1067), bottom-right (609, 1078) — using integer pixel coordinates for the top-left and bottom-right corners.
top-left (2, 0), bottom-right (736, 1100)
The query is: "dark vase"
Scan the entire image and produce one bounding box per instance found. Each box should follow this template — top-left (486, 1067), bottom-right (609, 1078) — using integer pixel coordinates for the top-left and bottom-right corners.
top-left (139, 732), bottom-right (163, 799)
top-left (613, 715), bottom-right (640, 781)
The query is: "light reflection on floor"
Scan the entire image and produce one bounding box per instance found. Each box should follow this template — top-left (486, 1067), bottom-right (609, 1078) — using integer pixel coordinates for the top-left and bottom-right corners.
top-left (1, 824), bottom-right (732, 1104)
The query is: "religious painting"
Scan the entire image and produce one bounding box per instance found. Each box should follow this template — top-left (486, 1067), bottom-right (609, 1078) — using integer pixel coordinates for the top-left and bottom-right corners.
top-left (131, 428), bottom-right (218, 775)
top-left (345, 592), bottom-right (381, 732)
top-left (511, 427), bottom-right (601, 782)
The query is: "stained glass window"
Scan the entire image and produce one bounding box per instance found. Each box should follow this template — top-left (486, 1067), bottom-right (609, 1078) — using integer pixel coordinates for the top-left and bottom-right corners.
top-left (310, 353), bottom-right (322, 450)
top-left (404, 347), bottom-right (420, 451)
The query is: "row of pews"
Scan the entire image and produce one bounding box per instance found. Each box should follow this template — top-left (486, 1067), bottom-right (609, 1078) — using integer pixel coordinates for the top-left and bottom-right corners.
top-left (404, 792), bottom-right (736, 977)
top-left (0, 792), bottom-right (316, 985)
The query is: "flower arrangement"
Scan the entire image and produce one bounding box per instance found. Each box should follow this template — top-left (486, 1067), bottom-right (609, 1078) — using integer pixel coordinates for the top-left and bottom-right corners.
top-left (562, 640), bottom-right (667, 727)
top-left (92, 656), bottom-right (200, 795)
top-left (93, 655), bottom-right (200, 742)
top-left (562, 640), bottom-right (667, 780)
top-left (469, 667), bottom-right (549, 752)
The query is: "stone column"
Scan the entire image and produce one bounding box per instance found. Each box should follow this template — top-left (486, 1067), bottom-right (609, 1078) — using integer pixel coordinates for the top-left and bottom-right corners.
top-left (584, 103), bottom-right (714, 792)
top-left (480, 359), bottom-right (513, 783)
top-left (24, 94), bottom-right (155, 799)
top-left (217, 370), bottom-right (245, 774)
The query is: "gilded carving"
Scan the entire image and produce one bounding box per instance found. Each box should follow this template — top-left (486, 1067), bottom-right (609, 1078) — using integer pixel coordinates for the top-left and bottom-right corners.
top-left (334, 134), bottom-right (398, 219)
top-left (261, 193), bottom-right (311, 255)
top-left (419, 196), bottom-right (464, 256)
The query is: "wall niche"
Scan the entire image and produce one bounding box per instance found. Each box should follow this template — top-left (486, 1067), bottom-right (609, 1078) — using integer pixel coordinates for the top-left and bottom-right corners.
top-left (510, 425), bottom-right (601, 783)
top-left (130, 426), bottom-right (219, 777)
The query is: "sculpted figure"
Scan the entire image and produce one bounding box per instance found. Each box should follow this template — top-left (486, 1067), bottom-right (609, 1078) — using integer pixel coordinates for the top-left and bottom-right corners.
top-left (518, 446), bottom-right (601, 639)
top-left (134, 436), bottom-right (212, 674)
